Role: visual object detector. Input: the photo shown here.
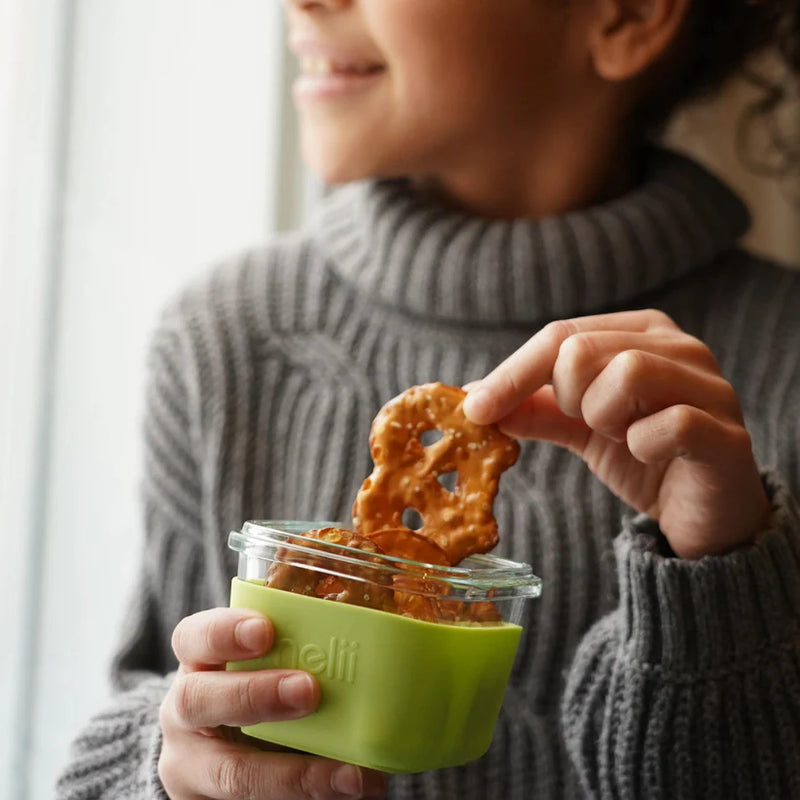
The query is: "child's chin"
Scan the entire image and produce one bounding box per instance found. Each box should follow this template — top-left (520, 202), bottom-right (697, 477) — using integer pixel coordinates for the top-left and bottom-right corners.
top-left (305, 156), bottom-right (377, 186)
top-left (301, 138), bottom-right (387, 185)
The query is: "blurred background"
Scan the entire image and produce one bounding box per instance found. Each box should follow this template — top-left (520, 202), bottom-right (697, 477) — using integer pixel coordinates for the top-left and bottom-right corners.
top-left (0, 3), bottom-right (798, 799)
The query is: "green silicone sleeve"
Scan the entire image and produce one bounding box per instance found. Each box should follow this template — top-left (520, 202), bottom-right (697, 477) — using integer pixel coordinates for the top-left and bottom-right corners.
top-left (227, 578), bottom-right (523, 773)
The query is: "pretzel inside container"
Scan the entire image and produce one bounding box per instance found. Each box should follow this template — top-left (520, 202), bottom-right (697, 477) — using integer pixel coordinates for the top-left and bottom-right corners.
top-left (265, 527), bottom-right (395, 612)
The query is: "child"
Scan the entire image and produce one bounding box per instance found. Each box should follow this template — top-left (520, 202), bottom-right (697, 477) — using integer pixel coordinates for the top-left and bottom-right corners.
top-left (57, 0), bottom-right (800, 798)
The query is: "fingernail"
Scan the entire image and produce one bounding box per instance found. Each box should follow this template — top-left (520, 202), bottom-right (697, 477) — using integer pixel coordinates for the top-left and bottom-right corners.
top-left (235, 618), bottom-right (268, 654)
top-left (277, 673), bottom-right (314, 710)
top-left (331, 764), bottom-right (363, 796)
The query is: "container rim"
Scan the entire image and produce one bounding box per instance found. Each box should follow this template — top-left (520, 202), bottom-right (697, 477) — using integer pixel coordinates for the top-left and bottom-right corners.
top-left (229, 520), bottom-right (542, 598)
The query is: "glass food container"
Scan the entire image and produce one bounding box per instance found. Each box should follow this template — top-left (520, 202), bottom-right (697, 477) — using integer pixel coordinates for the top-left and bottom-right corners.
top-left (227, 520), bottom-right (542, 774)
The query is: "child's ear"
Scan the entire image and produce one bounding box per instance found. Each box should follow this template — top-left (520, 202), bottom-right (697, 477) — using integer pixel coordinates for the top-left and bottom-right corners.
top-left (587, 0), bottom-right (692, 82)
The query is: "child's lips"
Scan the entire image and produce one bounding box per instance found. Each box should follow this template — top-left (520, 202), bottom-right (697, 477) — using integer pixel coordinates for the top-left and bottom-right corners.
top-left (289, 38), bottom-right (386, 103)
top-left (294, 62), bottom-right (387, 103)
top-left (299, 56), bottom-right (385, 77)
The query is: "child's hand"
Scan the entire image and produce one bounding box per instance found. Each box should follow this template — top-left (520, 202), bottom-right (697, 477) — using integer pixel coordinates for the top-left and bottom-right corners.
top-left (463, 309), bottom-right (771, 559)
top-left (158, 608), bottom-right (387, 800)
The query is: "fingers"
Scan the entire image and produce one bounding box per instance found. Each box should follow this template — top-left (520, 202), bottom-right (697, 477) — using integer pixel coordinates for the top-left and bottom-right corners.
top-left (550, 331), bottom-right (720, 419)
top-left (167, 608), bottom-right (319, 731)
top-left (207, 748), bottom-right (387, 800)
top-left (626, 404), bottom-right (753, 466)
top-left (162, 608), bottom-right (364, 799)
top-left (490, 349), bottom-right (740, 451)
top-left (165, 669), bottom-right (320, 730)
top-left (495, 386), bottom-right (592, 455)
top-left (172, 608), bottom-right (274, 670)
top-left (496, 382), bottom-right (743, 466)
top-left (464, 309), bottom-right (679, 424)
top-left (626, 406), bottom-right (771, 558)
top-left (578, 351), bottom-right (742, 442)
top-left (160, 734), bottom-right (388, 800)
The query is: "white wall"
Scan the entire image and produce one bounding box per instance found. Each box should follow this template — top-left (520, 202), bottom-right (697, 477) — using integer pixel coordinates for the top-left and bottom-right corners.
top-left (1, 3), bottom-right (308, 798)
top-left (0, 1), bottom-right (74, 797)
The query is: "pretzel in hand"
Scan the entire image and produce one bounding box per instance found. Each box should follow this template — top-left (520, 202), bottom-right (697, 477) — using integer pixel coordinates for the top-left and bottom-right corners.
top-left (352, 383), bottom-right (520, 564)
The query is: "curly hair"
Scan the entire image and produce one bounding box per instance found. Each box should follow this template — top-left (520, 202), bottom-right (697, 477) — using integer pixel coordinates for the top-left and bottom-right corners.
top-left (644, 0), bottom-right (800, 176)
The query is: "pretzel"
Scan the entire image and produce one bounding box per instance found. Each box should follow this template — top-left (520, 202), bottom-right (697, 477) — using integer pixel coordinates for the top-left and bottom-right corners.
top-left (352, 382), bottom-right (520, 564)
top-left (391, 575), bottom-right (503, 624)
top-left (392, 575), bottom-right (449, 622)
top-left (265, 527), bottom-right (394, 611)
top-left (366, 528), bottom-right (451, 566)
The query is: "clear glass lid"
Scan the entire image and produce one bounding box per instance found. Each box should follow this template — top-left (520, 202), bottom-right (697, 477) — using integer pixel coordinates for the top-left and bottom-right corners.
top-left (228, 520), bottom-right (542, 602)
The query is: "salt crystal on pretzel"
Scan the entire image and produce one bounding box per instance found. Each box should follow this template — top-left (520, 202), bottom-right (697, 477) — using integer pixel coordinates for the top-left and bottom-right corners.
top-left (352, 382), bottom-right (520, 564)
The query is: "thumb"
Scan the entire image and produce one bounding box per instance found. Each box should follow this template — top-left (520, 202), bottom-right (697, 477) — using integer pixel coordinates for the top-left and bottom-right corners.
top-left (495, 386), bottom-right (591, 456)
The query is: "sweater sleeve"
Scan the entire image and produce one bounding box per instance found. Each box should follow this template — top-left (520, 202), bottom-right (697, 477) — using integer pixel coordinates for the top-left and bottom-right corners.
top-left (55, 309), bottom-right (206, 800)
top-left (562, 472), bottom-right (800, 800)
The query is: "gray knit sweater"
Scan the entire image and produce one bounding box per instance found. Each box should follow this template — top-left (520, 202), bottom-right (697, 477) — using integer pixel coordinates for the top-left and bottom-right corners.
top-left (56, 150), bottom-right (800, 799)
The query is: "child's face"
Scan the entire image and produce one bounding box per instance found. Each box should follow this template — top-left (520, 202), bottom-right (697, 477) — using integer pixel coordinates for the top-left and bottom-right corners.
top-left (284, 0), bottom-right (588, 188)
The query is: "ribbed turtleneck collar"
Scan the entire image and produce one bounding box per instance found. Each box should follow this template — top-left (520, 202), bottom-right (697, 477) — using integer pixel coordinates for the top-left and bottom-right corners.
top-left (316, 149), bottom-right (749, 326)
